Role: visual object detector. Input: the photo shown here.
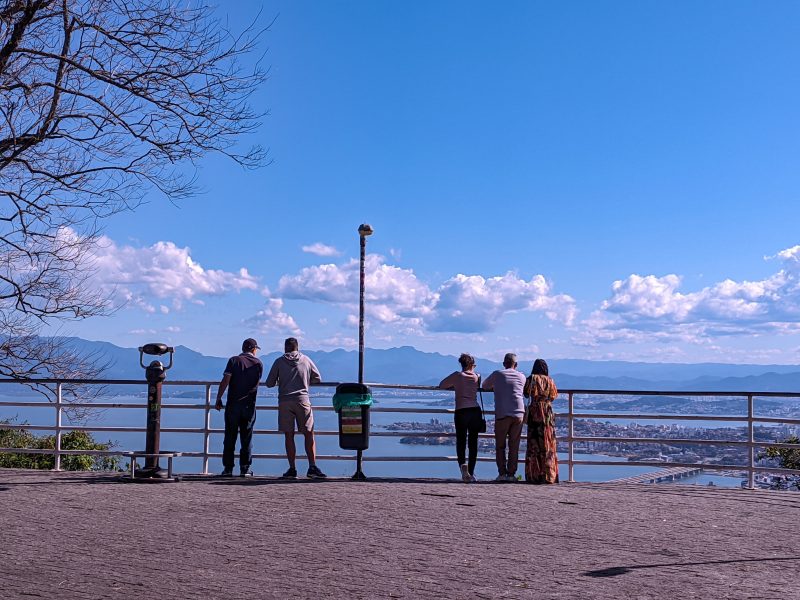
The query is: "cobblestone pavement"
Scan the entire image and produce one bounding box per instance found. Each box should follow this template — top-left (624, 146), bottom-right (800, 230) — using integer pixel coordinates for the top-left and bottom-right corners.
top-left (1, 469), bottom-right (799, 599)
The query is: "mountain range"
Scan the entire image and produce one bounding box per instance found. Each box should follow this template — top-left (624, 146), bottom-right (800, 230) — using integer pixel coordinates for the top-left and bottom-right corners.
top-left (44, 337), bottom-right (800, 392)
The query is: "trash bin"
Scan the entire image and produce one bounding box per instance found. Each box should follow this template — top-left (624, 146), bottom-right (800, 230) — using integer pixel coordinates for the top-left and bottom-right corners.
top-left (333, 382), bottom-right (372, 480)
top-left (333, 382), bottom-right (372, 451)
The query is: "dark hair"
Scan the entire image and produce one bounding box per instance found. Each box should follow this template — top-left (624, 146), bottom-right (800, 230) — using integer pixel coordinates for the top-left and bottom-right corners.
top-left (458, 353), bottom-right (475, 370)
top-left (285, 337), bottom-right (299, 352)
top-left (503, 353), bottom-right (517, 368)
top-left (532, 358), bottom-right (549, 376)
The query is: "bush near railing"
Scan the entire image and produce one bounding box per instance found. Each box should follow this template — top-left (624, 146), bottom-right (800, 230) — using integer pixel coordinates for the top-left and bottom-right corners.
top-left (0, 420), bottom-right (121, 471)
top-left (762, 436), bottom-right (800, 472)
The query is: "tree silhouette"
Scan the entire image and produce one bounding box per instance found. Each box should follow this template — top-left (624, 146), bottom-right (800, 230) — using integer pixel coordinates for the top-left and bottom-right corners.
top-left (0, 0), bottom-right (268, 388)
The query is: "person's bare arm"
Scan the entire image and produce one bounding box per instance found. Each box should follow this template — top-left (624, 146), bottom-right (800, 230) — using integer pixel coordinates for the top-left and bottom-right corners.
top-left (438, 372), bottom-right (457, 390)
top-left (216, 373), bottom-right (231, 411)
top-left (481, 372), bottom-right (495, 392)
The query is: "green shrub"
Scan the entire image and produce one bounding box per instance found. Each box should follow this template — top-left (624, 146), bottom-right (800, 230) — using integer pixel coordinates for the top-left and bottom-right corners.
top-left (0, 420), bottom-right (122, 471)
top-left (763, 436), bottom-right (800, 471)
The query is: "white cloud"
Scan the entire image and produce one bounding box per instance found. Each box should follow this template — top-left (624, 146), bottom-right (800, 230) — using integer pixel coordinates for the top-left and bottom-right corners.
top-left (301, 243), bottom-right (342, 257)
top-left (314, 333), bottom-right (358, 350)
top-left (274, 255), bottom-right (575, 334)
top-left (582, 245), bottom-right (800, 344)
top-left (92, 236), bottom-right (259, 311)
top-left (279, 256), bottom-right (434, 325)
top-left (244, 298), bottom-right (302, 336)
top-left (428, 273), bottom-right (577, 332)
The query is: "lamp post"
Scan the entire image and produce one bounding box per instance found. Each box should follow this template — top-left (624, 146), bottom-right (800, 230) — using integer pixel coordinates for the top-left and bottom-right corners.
top-left (358, 223), bottom-right (373, 384)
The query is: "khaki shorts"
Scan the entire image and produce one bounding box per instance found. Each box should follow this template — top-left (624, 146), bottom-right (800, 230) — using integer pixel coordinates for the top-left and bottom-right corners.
top-left (278, 401), bottom-right (314, 433)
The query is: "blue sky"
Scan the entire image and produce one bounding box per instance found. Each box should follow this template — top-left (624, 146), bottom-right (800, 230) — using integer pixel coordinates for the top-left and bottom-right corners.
top-left (64, 1), bottom-right (800, 363)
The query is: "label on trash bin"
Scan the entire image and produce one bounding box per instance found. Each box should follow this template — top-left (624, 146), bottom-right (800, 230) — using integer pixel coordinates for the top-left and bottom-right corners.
top-left (341, 406), bottom-right (362, 434)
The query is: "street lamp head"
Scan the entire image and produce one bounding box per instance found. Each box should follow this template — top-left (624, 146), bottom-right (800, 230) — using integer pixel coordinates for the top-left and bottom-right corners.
top-left (358, 223), bottom-right (374, 237)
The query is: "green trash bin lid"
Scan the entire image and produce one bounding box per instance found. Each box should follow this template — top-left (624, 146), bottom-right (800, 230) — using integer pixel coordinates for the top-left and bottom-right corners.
top-left (332, 383), bottom-right (373, 413)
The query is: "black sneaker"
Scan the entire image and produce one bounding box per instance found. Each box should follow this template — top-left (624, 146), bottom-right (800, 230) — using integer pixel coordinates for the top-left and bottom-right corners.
top-left (220, 469), bottom-right (233, 477)
top-left (240, 469), bottom-right (254, 478)
top-left (281, 467), bottom-right (297, 479)
top-left (307, 465), bottom-right (327, 479)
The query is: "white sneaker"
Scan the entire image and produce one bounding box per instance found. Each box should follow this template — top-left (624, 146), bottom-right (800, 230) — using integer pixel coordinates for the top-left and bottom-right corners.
top-left (470, 474), bottom-right (478, 483)
top-left (460, 464), bottom-right (470, 482)
top-left (495, 474), bottom-right (507, 482)
top-left (505, 474), bottom-right (517, 482)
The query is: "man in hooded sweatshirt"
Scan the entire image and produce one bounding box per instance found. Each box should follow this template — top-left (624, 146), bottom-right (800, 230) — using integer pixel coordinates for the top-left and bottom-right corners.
top-left (266, 337), bottom-right (327, 479)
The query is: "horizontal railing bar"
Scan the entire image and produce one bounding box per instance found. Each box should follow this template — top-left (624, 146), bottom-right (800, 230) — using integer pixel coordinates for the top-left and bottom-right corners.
top-left (6, 378), bottom-right (800, 398)
top-left (570, 413), bottom-right (800, 425)
top-left (3, 400), bottom-right (799, 425)
top-left (563, 389), bottom-right (800, 398)
top-left (569, 412), bottom-right (749, 422)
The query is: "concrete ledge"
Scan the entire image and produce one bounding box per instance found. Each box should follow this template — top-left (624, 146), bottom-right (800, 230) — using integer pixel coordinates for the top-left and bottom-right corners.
top-left (1, 469), bottom-right (798, 599)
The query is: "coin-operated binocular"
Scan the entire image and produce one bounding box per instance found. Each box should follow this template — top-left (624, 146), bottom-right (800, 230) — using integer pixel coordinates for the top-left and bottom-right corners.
top-left (137, 343), bottom-right (174, 477)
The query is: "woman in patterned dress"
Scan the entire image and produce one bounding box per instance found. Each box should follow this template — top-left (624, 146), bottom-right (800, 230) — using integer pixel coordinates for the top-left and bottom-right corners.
top-left (523, 358), bottom-right (559, 484)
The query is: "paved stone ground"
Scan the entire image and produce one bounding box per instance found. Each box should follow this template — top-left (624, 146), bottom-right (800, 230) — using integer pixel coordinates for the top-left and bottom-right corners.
top-left (1, 469), bottom-right (799, 599)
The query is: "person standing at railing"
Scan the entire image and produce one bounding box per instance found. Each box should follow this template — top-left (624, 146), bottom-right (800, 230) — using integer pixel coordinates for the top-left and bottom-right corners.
top-left (523, 359), bottom-right (559, 484)
top-left (265, 337), bottom-right (327, 479)
top-left (438, 353), bottom-right (482, 483)
top-left (215, 338), bottom-right (263, 477)
top-left (481, 353), bottom-right (526, 482)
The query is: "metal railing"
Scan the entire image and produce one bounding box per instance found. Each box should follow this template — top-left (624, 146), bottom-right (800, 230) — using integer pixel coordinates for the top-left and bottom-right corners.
top-left (1, 378), bottom-right (800, 487)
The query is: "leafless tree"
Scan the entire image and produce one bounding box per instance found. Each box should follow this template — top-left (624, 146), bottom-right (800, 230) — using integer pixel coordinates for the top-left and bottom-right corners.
top-left (0, 0), bottom-right (268, 391)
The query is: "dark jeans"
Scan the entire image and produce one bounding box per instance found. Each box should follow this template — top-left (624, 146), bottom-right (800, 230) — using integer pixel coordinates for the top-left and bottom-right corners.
top-left (223, 400), bottom-right (257, 471)
top-left (454, 406), bottom-right (483, 475)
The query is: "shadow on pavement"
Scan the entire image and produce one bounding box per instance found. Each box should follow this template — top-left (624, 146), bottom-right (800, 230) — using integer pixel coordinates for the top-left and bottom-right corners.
top-left (202, 476), bottom-right (519, 486)
top-left (0, 475), bottom-right (122, 486)
top-left (583, 556), bottom-right (800, 578)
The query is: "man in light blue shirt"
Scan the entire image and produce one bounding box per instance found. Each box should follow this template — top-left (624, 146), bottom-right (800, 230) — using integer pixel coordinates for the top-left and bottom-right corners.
top-left (482, 353), bottom-right (526, 481)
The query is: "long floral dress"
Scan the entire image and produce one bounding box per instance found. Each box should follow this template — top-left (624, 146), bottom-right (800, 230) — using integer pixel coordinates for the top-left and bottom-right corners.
top-left (523, 374), bottom-right (559, 484)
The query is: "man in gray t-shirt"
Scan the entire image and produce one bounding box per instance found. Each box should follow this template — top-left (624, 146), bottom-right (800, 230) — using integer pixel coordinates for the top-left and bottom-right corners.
top-left (265, 337), bottom-right (326, 479)
top-left (482, 353), bottom-right (526, 481)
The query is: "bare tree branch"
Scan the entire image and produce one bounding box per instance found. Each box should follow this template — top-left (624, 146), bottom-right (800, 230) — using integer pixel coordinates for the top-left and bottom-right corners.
top-left (0, 0), bottom-right (269, 389)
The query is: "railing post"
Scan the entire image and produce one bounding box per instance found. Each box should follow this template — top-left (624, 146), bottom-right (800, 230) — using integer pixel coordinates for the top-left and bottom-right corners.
top-left (54, 382), bottom-right (63, 471)
top-left (203, 384), bottom-right (211, 475)
top-left (747, 394), bottom-right (755, 490)
top-left (568, 392), bottom-right (575, 483)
